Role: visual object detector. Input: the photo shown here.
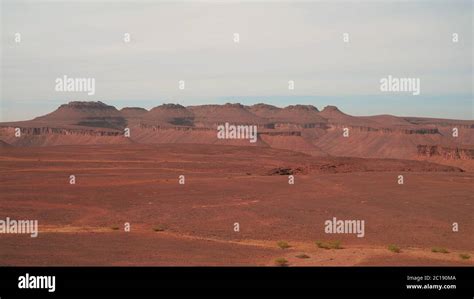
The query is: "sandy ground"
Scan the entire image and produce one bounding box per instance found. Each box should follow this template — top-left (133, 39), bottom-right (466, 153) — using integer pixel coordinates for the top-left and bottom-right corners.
top-left (0, 144), bottom-right (473, 266)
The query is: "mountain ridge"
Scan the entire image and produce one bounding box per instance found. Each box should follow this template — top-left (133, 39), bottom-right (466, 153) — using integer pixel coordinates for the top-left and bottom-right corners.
top-left (1, 100), bottom-right (472, 170)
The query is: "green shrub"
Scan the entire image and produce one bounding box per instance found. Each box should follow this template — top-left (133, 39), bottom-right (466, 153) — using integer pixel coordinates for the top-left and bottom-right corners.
top-left (277, 241), bottom-right (291, 249)
top-left (316, 240), bottom-right (342, 250)
top-left (431, 247), bottom-right (449, 254)
top-left (274, 258), bottom-right (289, 267)
top-left (153, 225), bottom-right (166, 232)
top-left (388, 244), bottom-right (401, 253)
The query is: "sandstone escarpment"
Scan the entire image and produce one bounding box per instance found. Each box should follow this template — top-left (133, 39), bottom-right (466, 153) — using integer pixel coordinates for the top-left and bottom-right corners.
top-left (417, 145), bottom-right (474, 160)
top-left (1, 101), bottom-right (472, 167)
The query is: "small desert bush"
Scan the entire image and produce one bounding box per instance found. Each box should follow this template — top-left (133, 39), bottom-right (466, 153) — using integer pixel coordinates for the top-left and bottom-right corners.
top-left (274, 258), bottom-right (289, 267)
top-left (277, 241), bottom-right (291, 249)
top-left (316, 240), bottom-right (342, 250)
top-left (459, 253), bottom-right (470, 260)
top-left (431, 247), bottom-right (449, 254)
top-left (153, 225), bottom-right (166, 232)
top-left (295, 254), bottom-right (310, 259)
top-left (388, 244), bottom-right (401, 253)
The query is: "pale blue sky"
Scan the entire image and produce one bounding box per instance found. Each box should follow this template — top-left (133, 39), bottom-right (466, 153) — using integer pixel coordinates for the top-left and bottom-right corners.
top-left (1, 0), bottom-right (472, 121)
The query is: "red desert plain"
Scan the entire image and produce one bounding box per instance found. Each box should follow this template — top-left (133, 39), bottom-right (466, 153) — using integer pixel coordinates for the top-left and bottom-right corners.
top-left (0, 101), bottom-right (473, 266)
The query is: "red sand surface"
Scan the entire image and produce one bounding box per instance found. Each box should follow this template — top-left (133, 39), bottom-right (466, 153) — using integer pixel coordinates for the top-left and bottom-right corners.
top-left (0, 144), bottom-right (472, 266)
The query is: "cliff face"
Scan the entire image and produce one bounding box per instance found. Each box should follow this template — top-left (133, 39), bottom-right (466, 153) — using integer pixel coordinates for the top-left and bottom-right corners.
top-left (417, 145), bottom-right (474, 160)
top-left (0, 126), bottom-right (130, 147)
top-left (328, 124), bottom-right (440, 135)
top-left (0, 126), bottom-right (122, 136)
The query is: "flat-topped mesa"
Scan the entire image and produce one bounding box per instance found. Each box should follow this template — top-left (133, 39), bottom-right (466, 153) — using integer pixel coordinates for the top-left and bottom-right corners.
top-left (35, 101), bottom-right (122, 122)
top-left (143, 103), bottom-right (194, 126)
top-left (223, 103), bottom-right (245, 109)
top-left (284, 104), bottom-right (320, 112)
top-left (247, 103), bottom-right (282, 118)
top-left (60, 101), bottom-right (116, 110)
top-left (270, 104), bottom-right (326, 126)
top-left (189, 102), bottom-right (265, 125)
top-left (190, 102), bottom-right (245, 110)
top-left (147, 103), bottom-right (191, 114)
